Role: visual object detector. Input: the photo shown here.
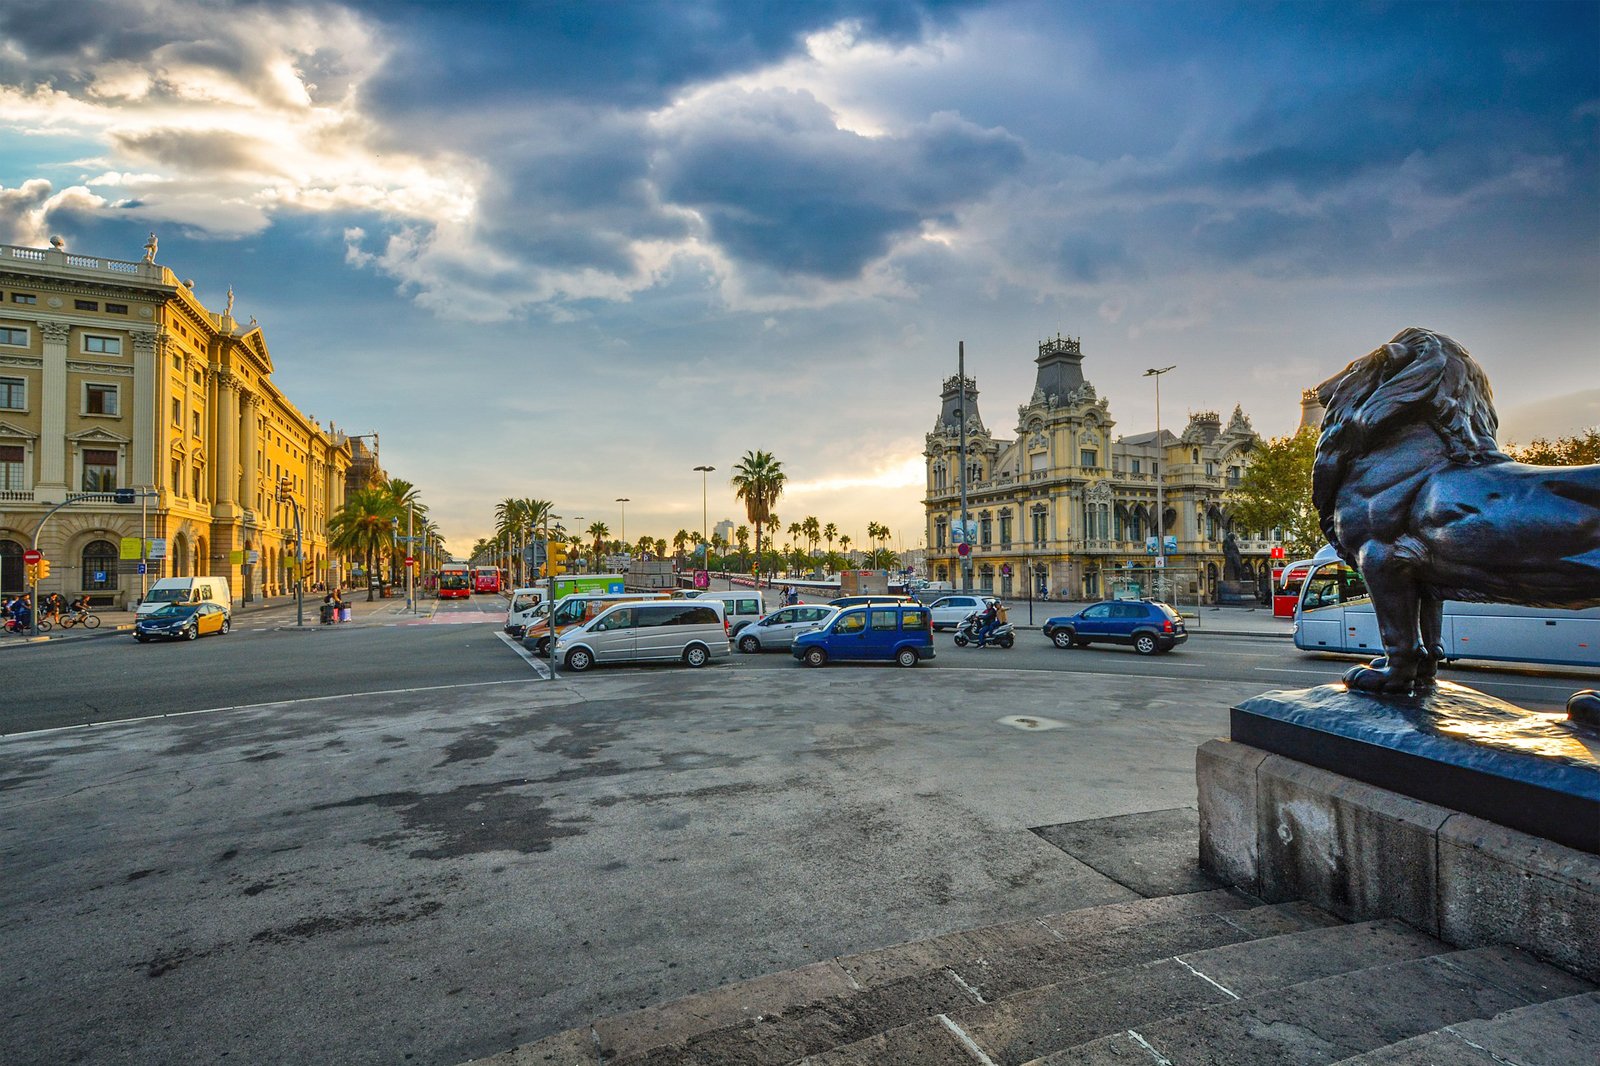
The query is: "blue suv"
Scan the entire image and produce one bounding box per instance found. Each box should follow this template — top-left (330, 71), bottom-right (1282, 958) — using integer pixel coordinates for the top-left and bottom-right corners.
top-left (792, 603), bottom-right (936, 668)
top-left (1043, 600), bottom-right (1187, 655)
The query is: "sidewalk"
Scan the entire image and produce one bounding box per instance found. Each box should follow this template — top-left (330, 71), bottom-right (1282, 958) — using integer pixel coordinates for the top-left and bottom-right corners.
top-left (7, 591), bottom-right (442, 645)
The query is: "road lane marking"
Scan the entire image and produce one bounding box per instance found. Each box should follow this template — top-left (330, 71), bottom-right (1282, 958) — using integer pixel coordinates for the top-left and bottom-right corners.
top-left (496, 631), bottom-right (551, 678)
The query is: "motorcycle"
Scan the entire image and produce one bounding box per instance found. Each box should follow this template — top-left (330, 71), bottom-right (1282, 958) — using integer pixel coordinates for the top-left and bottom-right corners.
top-left (953, 610), bottom-right (1014, 649)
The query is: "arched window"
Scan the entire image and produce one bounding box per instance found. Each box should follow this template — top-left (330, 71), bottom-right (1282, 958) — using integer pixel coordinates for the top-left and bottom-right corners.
top-left (0, 539), bottom-right (23, 594)
top-left (82, 539), bottom-right (118, 590)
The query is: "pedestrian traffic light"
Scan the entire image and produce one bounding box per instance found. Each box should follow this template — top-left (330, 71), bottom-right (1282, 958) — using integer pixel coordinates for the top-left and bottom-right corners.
top-left (36, 559), bottom-right (50, 580)
top-left (548, 543), bottom-right (569, 576)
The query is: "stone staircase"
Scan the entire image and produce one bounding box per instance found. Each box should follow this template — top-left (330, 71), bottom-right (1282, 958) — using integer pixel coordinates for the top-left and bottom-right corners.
top-left (463, 888), bottom-right (1597, 1066)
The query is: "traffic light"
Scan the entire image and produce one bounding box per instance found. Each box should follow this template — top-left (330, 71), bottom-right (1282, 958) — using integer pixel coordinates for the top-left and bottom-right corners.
top-left (24, 562), bottom-right (38, 584)
top-left (36, 559), bottom-right (50, 580)
top-left (548, 543), bottom-right (569, 576)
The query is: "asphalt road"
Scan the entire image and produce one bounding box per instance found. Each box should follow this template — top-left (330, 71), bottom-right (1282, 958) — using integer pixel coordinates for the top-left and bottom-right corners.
top-left (2, 596), bottom-right (1594, 1065)
top-left (1, 596), bottom-right (1585, 736)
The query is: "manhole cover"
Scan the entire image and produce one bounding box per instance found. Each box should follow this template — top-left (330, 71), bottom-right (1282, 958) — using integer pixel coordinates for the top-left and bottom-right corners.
top-left (998, 715), bottom-right (1066, 731)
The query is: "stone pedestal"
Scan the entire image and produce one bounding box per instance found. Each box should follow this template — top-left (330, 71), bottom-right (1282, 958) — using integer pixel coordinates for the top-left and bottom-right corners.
top-left (1197, 683), bottom-right (1600, 982)
top-left (1214, 579), bottom-right (1256, 605)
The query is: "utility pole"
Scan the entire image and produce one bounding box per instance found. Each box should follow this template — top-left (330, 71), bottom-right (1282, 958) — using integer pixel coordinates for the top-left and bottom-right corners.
top-left (615, 497), bottom-right (629, 561)
top-left (693, 466), bottom-right (714, 569)
top-left (406, 501), bottom-right (415, 614)
top-left (1145, 365), bottom-right (1176, 598)
top-left (958, 340), bottom-right (972, 592)
top-left (277, 477), bottom-right (305, 627)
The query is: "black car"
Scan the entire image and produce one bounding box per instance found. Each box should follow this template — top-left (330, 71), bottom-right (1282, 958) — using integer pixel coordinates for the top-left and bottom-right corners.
top-left (1042, 599), bottom-right (1187, 655)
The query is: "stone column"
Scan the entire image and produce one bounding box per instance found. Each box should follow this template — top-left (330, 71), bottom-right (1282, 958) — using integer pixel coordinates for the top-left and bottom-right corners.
top-left (37, 320), bottom-right (71, 498)
top-left (239, 391), bottom-right (259, 516)
top-left (130, 329), bottom-right (160, 488)
top-left (212, 370), bottom-right (240, 516)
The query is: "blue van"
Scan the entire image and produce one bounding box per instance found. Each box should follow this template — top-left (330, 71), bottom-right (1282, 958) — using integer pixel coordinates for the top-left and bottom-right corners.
top-left (791, 602), bottom-right (936, 668)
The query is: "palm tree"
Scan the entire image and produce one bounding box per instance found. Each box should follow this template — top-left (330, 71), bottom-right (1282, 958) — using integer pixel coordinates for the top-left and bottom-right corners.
top-left (710, 532), bottom-right (726, 569)
top-left (636, 534), bottom-right (654, 559)
top-left (673, 529), bottom-right (690, 567)
top-left (735, 525), bottom-right (750, 567)
top-left (329, 487), bottom-right (398, 601)
top-left (823, 522), bottom-right (837, 558)
top-left (802, 516), bottom-right (820, 559)
top-left (586, 521), bottom-right (610, 571)
top-left (839, 533), bottom-right (851, 562)
top-left (730, 450), bottom-right (786, 566)
top-left (653, 537), bottom-right (667, 559)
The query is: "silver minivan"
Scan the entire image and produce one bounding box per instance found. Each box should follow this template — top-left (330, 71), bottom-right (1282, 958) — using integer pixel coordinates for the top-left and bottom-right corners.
top-left (554, 599), bottom-right (730, 671)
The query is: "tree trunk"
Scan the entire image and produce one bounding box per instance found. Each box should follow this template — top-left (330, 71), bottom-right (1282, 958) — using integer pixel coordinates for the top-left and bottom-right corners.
top-left (366, 545), bottom-right (376, 601)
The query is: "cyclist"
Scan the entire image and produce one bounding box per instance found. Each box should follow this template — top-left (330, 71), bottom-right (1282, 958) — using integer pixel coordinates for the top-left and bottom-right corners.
top-left (67, 595), bottom-right (92, 624)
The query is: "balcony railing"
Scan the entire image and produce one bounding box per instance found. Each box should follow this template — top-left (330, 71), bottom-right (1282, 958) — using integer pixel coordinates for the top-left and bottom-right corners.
top-left (0, 489), bottom-right (35, 502)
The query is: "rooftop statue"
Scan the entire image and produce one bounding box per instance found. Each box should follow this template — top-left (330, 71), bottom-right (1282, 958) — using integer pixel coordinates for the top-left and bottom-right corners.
top-left (1311, 327), bottom-right (1600, 696)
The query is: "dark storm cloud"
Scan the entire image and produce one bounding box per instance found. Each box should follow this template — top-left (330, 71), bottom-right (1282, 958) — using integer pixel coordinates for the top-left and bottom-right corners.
top-left (351, 0), bottom-right (981, 117)
top-left (656, 92), bottom-right (1023, 278)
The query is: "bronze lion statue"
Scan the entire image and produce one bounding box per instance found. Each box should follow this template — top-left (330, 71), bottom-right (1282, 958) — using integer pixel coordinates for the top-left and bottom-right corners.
top-left (1312, 327), bottom-right (1600, 694)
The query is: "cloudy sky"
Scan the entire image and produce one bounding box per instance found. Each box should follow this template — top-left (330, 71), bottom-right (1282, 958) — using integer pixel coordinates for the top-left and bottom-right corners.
top-left (2, 0), bottom-right (1596, 556)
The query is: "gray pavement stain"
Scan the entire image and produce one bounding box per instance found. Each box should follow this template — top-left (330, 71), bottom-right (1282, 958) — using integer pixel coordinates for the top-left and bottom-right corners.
top-left (310, 778), bottom-right (591, 859)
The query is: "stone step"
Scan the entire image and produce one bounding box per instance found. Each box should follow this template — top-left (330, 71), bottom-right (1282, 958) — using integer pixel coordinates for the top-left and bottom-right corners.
top-left (457, 890), bottom-right (1274, 1066)
top-left (1330, 990), bottom-right (1600, 1066)
top-left (603, 901), bottom-right (1330, 1065)
top-left (943, 918), bottom-right (1439, 1066)
top-left (1049, 946), bottom-right (1595, 1066)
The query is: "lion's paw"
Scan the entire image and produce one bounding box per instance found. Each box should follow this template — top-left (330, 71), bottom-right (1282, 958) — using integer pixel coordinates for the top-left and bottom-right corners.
top-left (1568, 690), bottom-right (1600, 730)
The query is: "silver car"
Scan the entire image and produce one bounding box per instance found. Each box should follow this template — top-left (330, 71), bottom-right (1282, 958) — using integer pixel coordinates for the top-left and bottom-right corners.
top-left (735, 604), bottom-right (838, 652)
top-left (927, 594), bottom-right (994, 631)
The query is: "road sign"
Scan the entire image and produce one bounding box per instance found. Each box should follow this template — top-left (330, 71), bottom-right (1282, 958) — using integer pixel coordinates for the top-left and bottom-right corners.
top-left (1001, 564), bottom-right (1012, 576)
top-left (137, 562), bottom-right (147, 575)
top-left (23, 549), bottom-right (41, 564)
top-left (957, 543), bottom-right (971, 556)
top-left (693, 569), bottom-right (710, 589)
top-left (147, 538), bottom-right (167, 559)
top-left (113, 488), bottom-right (137, 504)
top-left (1270, 545), bottom-right (1286, 559)
top-left (1154, 556), bottom-right (1166, 569)
top-left (405, 556), bottom-right (414, 568)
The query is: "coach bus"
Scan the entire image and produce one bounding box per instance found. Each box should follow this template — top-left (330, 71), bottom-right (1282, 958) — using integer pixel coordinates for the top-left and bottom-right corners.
top-left (439, 562), bottom-right (472, 600)
top-left (472, 566), bottom-right (505, 594)
top-left (1286, 546), bottom-right (1600, 669)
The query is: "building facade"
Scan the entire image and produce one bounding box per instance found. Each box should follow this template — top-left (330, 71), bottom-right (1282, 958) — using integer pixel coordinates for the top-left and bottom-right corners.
top-left (0, 238), bottom-right (351, 607)
top-left (924, 334), bottom-right (1286, 603)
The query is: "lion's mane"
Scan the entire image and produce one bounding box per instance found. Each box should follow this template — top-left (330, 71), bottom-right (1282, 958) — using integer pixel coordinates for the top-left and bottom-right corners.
top-left (1311, 327), bottom-right (1508, 559)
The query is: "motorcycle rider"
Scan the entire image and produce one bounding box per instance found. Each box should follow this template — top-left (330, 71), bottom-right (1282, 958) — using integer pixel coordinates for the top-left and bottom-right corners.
top-left (974, 598), bottom-right (1001, 647)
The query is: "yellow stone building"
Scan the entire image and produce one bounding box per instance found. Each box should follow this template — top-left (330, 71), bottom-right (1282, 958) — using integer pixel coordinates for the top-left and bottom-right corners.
top-left (924, 334), bottom-right (1292, 603)
top-left (0, 237), bottom-right (351, 607)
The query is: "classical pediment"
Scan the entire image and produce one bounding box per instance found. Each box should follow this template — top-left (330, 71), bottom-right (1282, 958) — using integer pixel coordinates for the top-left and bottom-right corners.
top-left (0, 418), bottom-right (37, 439)
top-left (67, 426), bottom-right (131, 444)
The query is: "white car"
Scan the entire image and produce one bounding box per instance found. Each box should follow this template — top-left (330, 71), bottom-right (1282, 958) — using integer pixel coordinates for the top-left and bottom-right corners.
top-left (735, 604), bottom-right (838, 652)
top-left (927, 594), bottom-right (995, 631)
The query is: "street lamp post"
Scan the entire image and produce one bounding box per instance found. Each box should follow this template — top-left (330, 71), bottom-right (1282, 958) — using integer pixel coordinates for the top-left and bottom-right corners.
top-left (693, 466), bottom-right (714, 567)
top-left (277, 477), bottom-right (305, 627)
top-left (615, 497), bottom-right (629, 561)
top-left (1144, 365), bottom-right (1177, 595)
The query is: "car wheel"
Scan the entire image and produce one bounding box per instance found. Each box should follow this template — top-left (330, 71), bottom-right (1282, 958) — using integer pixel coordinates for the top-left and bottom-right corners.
top-left (954, 634), bottom-right (969, 647)
top-left (738, 635), bottom-right (760, 653)
top-left (535, 637), bottom-right (550, 656)
top-left (184, 624), bottom-right (198, 641)
top-left (803, 647), bottom-right (827, 668)
top-left (1134, 633), bottom-right (1158, 655)
top-left (1000, 634), bottom-right (1015, 649)
top-left (1051, 630), bottom-right (1074, 649)
top-left (895, 647), bottom-right (918, 668)
top-left (565, 648), bottom-right (593, 672)
top-left (684, 644), bottom-right (710, 668)
top-left (221, 618), bottom-right (231, 635)
top-left (135, 634), bottom-right (149, 643)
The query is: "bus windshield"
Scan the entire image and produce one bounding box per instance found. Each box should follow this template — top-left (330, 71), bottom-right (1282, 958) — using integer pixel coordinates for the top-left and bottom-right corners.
top-left (439, 574), bottom-right (470, 590)
top-left (1300, 565), bottom-right (1368, 610)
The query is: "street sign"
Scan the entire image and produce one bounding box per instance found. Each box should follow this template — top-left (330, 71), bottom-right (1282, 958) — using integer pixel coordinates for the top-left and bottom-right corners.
top-left (23, 549), bottom-right (41, 564)
top-left (93, 571), bottom-right (106, 583)
top-left (120, 537), bottom-right (143, 560)
top-left (957, 543), bottom-right (971, 556)
top-left (246, 549), bottom-right (260, 564)
top-left (113, 488), bottom-right (137, 504)
top-left (1270, 545), bottom-right (1286, 559)
top-left (405, 556), bottom-right (414, 567)
top-left (693, 569), bottom-right (710, 589)
top-left (137, 562), bottom-right (147, 575)
top-left (147, 538), bottom-right (167, 559)
top-left (1154, 556), bottom-right (1166, 569)
top-left (1001, 564), bottom-right (1012, 576)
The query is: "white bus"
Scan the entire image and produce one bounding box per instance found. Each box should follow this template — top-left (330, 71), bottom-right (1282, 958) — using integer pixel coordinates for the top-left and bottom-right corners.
top-left (1286, 546), bottom-right (1600, 669)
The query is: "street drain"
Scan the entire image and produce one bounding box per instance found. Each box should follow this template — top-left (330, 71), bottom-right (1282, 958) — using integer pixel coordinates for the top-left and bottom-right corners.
top-left (998, 715), bottom-right (1065, 731)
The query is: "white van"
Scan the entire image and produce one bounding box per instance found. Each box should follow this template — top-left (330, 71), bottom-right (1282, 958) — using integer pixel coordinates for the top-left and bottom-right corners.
top-left (137, 576), bottom-right (233, 617)
top-left (504, 586), bottom-right (547, 637)
top-left (690, 589), bottom-right (767, 634)
top-left (554, 599), bottom-right (731, 671)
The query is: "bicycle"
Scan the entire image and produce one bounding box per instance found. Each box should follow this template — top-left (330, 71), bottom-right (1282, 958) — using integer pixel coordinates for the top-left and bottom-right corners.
top-left (56, 611), bottom-right (101, 630)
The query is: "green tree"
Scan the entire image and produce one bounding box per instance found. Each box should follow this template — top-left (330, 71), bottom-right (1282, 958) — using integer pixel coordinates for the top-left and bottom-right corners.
top-left (673, 529), bottom-right (690, 567)
top-left (730, 450), bottom-right (786, 566)
top-left (329, 487), bottom-right (399, 601)
top-left (1505, 428), bottom-right (1600, 466)
top-left (822, 522), bottom-right (837, 560)
top-left (1223, 429), bottom-right (1322, 559)
top-left (586, 521), bottom-right (610, 571)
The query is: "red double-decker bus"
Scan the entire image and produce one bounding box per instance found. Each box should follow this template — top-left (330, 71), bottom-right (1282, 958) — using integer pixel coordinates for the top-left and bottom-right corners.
top-left (472, 566), bottom-right (504, 594)
top-left (439, 562), bottom-right (472, 599)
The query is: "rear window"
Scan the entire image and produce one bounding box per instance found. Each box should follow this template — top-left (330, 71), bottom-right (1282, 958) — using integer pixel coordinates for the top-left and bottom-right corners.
top-left (903, 609), bottom-right (929, 630)
top-left (1155, 603), bottom-right (1181, 620)
top-left (736, 598), bottom-right (759, 614)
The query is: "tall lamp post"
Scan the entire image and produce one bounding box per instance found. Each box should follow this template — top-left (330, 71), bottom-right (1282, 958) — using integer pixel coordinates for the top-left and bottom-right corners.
top-left (1144, 365), bottom-right (1176, 595)
top-left (615, 497), bottom-right (629, 561)
top-left (693, 466), bottom-right (714, 567)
